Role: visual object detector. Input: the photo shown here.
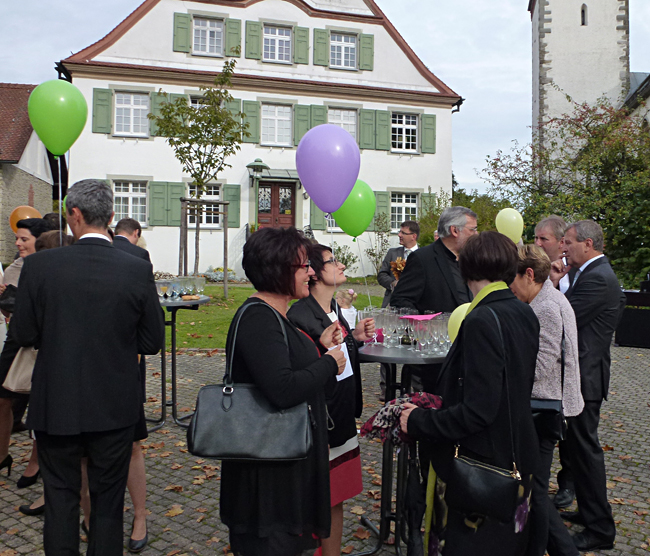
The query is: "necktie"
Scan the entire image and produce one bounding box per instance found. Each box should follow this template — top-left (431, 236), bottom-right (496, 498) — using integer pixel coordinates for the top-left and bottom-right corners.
top-left (404, 249), bottom-right (411, 259)
top-left (572, 269), bottom-right (581, 286)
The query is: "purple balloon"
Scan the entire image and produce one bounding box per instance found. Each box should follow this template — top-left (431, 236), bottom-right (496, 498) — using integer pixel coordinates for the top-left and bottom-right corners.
top-left (296, 124), bottom-right (360, 214)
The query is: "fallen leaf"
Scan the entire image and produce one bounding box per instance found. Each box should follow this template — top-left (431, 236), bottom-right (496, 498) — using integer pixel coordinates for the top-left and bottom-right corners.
top-left (602, 445), bottom-right (614, 452)
top-left (606, 481), bottom-right (616, 489)
top-left (167, 551), bottom-right (182, 556)
top-left (152, 372), bottom-right (161, 378)
top-left (164, 485), bottom-right (184, 492)
top-left (197, 515), bottom-right (205, 523)
top-left (367, 489), bottom-right (381, 500)
top-left (353, 527), bottom-right (371, 540)
top-left (192, 478), bottom-right (205, 485)
top-left (160, 452), bottom-right (173, 458)
top-left (171, 463), bottom-right (183, 470)
top-left (612, 476), bottom-right (632, 484)
top-left (165, 504), bottom-right (184, 517)
top-left (618, 455), bottom-right (632, 460)
top-left (195, 459), bottom-right (206, 464)
top-left (5, 528), bottom-right (19, 535)
top-left (342, 546), bottom-right (354, 554)
top-left (635, 520), bottom-right (646, 525)
top-left (196, 508), bottom-right (208, 513)
top-left (0, 550), bottom-right (18, 556)
top-left (350, 506), bottom-right (365, 515)
top-left (372, 478), bottom-right (382, 486)
top-left (634, 510), bottom-right (649, 516)
top-left (175, 441), bottom-right (186, 447)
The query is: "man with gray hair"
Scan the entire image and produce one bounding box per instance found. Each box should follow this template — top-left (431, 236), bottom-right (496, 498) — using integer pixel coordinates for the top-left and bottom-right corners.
top-left (12, 179), bottom-right (164, 555)
top-left (550, 219), bottom-right (625, 552)
top-left (535, 215), bottom-right (572, 294)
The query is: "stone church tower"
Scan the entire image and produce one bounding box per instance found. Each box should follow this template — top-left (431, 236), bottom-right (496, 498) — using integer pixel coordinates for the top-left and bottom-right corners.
top-left (529, 0), bottom-right (629, 139)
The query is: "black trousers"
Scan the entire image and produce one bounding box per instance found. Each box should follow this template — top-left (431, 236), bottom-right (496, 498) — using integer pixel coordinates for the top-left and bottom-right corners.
top-left (527, 435), bottom-right (578, 556)
top-left (556, 439), bottom-right (574, 491)
top-left (35, 425), bottom-right (135, 556)
top-left (566, 401), bottom-right (616, 541)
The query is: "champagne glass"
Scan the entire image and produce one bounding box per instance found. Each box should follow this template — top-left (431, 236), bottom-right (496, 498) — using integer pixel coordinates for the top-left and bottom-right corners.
top-left (395, 316), bottom-right (407, 348)
top-left (412, 321), bottom-right (426, 354)
top-left (196, 277), bottom-right (205, 294)
top-left (155, 281), bottom-right (165, 302)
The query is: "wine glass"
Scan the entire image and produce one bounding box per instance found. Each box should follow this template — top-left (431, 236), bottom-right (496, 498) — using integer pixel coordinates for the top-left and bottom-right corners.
top-left (382, 312), bottom-right (394, 347)
top-left (155, 281), bottom-right (166, 302)
top-left (412, 321), bottom-right (426, 354)
top-left (395, 316), bottom-right (407, 349)
top-left (196, 277), bottom-right (205, 294)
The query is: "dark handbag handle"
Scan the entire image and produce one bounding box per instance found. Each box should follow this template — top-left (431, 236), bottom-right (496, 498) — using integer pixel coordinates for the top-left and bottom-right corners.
top-left (560, 326), bottom-right (565, 398)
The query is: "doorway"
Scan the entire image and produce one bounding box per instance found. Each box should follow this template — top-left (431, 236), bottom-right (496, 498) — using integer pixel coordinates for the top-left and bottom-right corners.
top-left (257, 182), bottom-right (295, 229)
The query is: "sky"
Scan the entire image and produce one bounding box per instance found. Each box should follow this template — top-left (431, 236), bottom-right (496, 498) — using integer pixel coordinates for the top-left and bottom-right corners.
top-left (2, 0), bottom-right (649, 193)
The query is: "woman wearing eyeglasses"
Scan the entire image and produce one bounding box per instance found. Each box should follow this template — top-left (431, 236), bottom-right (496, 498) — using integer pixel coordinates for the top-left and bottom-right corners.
top-left (220, 228), bottom-right (346, 556)
top-left (288, 244), bottom-right (375, 556)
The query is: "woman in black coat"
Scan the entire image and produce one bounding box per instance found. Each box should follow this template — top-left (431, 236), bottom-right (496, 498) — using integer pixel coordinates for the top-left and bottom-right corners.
top-left (401, 231), bottom-right (541, 556)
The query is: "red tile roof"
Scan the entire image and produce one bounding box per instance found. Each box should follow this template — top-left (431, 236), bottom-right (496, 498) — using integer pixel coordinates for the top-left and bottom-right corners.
top-left (0, 83), bottom-right (35, 163)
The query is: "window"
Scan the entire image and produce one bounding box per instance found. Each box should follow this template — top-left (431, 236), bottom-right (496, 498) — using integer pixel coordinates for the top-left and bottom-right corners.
top-left (390, 192), bottom-right (418, 230)
top-left (261, 104), bottom-right (292, 146)
top-left (328, 108), bottom-right (357, 140)
top-left (263, 25), bottom-right (292, 63)
top-left (114, 93), bottom-right (150, 137)
top-left (581, 4), bottom-right (588, 26)
top-left (189, 184), bottom-right (221, 227)
top-left (190, 96), bottom-right (206, 109)
top-left (193, 17), bottom-right (224, 56)
top-left (391, 113), bottom-right (418, 152)
top-left (330, 33), bottom-right (356, 69)
top-left (113, 181), bottom-right (148, 225)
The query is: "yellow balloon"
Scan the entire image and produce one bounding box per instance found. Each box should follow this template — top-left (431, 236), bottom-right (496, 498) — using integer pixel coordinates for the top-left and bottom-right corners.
top-left (495, 208), bottom-right (524, 243)
top-left (448, 303), bottom-right (471, 344)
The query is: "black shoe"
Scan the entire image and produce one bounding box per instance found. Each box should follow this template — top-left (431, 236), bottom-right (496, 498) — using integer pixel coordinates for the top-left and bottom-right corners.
top-left (81, 521), bottom-right (89, 542)
top-left (0, 454), bottom-right (13, 477)
top-left (16, 470), bottom-right (40, 489)
top-left (19, 502), bottom-right (45, 516)
top-left (572, 529), bottom-right (614, 551)
top-left (559, 510), bottom-right (585, 525)
top-left (554, 487), bottom-right (575, 508)
top-left (128, 519), bottom-right (148, 553)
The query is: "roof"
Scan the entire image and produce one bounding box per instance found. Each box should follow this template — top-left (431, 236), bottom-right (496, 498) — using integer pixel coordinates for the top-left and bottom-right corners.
top-left (63, 0), bottom-right (460, 101)
top-left (624, 72), bottom-right (650, 110)
top-left (0, 83), bottom-right (35, 163)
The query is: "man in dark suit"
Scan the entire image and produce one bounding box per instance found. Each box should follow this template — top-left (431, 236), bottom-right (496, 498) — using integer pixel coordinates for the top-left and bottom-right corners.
top-left (551, 220), bottom-right (625, 552)
top-left (12, 180), bottom-right (164, 556)
top-left (390, 206), bottom-right (477, 393)
top-left (113, 218), bottom-right (151, 263)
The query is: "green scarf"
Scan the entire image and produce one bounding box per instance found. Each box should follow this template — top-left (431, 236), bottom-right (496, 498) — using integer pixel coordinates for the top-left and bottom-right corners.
top-left (466, 281), bottom-right (509, 315)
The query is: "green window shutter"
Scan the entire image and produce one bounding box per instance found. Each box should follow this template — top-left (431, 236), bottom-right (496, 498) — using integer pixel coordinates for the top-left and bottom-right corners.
top-left (421, 114), bottom-right (437, 154)
top-left (359, 34), bottom-right (374, 71)
top-left (92, 88), bottom-right (112, 134)
top-left (149, 92), bottom-right (169, 137)
top-left (149, 182), bottom-right (168, 226)
top-left (225, 19), bottom-right (241, 56)
top-left (294, 104), bottom-right (311, 146)
top-left (242, 100), bottom-right (260, 143)
top-left (223, 184), bottom-right (241, 228)
top-left (313, 29), bottom-right (329, 66)
top-left (224, 98), bottom-right (242, 120)
top-left (310, 105), bottom-right (327, 128)
top-left (420, 192), bottom-right (435, 214)
top-left (293, 27), bottom-right (309, 64)
top-left (374, 192), bottom-right (390, 232)
top-left (168, 182), bottom-right (186, 226)
top-left (245, 21), bottom-right (262, 60)
top-left (173, 13), bottom-right (192, 53)
top-left (170, 93), bottom-right (187, 104)
top-left (310, 200), bottom-right (327, 230)
top-left (375, 110), bottom-right (391, 151)
top-left (358, 109), bottom-right (376, 149)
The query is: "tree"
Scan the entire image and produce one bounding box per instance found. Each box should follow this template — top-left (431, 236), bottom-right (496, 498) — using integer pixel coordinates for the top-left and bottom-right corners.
top-left (148, 58), bottom-right (248, 274)
top-left (333, 243), bottom-right (358, 274)
top-left (364, 212), bottom-right (391, 274)
top-left (481, 96), bottom-right (650, 285)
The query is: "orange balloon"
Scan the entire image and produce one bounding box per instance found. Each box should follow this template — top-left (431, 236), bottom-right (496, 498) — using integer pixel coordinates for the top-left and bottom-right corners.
top-left (9, 206), bottom-right (42, 233)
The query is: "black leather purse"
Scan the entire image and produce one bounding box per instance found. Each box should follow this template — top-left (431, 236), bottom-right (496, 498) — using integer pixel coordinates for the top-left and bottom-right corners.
top-left (445, 307), bottom-right (522, 523)
top-left (530, 327), bottom-right (567, 441)
top-left (187, 302), bottom-right (313, 461)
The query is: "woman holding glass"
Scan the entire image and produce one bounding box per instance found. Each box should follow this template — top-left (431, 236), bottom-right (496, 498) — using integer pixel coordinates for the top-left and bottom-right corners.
top-left (400, 232), bottom-right (541, 556)
top-left (288, 244), bottom-right (374, 556)
top-left (220, 228), bottom-right (346, 556)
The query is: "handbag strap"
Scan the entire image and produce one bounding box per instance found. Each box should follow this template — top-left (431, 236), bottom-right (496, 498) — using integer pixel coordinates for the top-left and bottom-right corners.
top-left (224, 301), bottom-right (288, 388)
top-left (560, 325), bottom-right (565, 397)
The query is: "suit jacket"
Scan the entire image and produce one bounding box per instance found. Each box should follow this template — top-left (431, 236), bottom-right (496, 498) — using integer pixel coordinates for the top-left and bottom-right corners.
top-left (377, 246), bottom-right (405, 308)
top-left (11, 238), bottom-right (164, 435)
top-left (565, 256), bottom-right (625, 401)
top-left (113, 235), bottom-right (151, 263)
top-left (390, 239), bottom-right (471, 314)
top-left (408, 289), bottom-right (541, 478)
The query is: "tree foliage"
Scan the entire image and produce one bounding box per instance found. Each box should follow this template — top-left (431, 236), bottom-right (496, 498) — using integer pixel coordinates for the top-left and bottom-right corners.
top-left (148, 58), bottom-right (248, 273)
top-left (364, 212), bottom-right (391, 274)
top-left (481, 96), bottom-right (650, 285)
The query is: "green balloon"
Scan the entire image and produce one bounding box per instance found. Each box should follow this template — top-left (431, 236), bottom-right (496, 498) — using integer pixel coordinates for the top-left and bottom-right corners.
top-left (332, 179), bottom-right (376, 237)
top-left (28, 80), bottom-right (88, 156)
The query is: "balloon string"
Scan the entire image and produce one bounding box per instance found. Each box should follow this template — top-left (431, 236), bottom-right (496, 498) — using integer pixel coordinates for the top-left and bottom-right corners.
top-left (355, 237), bottom-right (372, 307)
top-left (326, 213), bottom-right (341, 321)
top-left (58, 158), bottom-right (63, 246)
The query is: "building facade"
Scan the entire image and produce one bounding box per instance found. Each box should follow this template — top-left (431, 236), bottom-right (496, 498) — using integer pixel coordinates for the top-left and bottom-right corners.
top-left (62, 0), bottom-right (460, 276)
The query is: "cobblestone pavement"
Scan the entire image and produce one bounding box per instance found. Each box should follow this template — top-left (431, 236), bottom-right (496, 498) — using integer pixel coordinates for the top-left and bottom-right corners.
top-left (1, 344), bottom-right (649, 555)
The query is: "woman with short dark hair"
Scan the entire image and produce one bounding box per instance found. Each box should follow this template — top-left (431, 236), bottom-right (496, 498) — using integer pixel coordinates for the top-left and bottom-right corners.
top-left (400, 231), bottom-right (541, 555)
top-left (220, 227), bottom-right (346, 556)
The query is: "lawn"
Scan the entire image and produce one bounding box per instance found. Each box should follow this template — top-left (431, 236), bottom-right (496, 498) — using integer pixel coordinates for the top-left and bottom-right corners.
top-left (168, 284), bottom-right (383, 349)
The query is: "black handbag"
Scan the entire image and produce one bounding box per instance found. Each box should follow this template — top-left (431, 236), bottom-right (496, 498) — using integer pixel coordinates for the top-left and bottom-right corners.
top-left (530, 327), bottom-right (567, 441)
top-left (0, 284), bottom-right (17, 313)
top-left (445, 307), bottom-right (522, 523)
top-left (187, 302), bottom-right (313, 461)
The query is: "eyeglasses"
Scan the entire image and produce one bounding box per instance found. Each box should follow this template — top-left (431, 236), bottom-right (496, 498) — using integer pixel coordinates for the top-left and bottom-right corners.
top-left (398, 230), bottom-right (416, 236)
top-left (323, 258), bottom-right (339, 265)
top-left (293, 260), bottom-right (312, 269)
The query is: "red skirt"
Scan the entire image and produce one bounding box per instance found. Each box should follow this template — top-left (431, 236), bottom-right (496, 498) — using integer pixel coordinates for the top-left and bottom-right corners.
top-left (329, 438), bottom-right (363, 507)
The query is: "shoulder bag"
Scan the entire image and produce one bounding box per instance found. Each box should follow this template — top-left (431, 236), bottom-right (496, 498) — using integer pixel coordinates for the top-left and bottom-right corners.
top-left (187, 302), bottom-right (313, 461)
top-left (444, 307), bottom-right (522, 523)
top-left (2, 347), bottom-right (37, 394)
top-left (530, 326), bottom-right (567, 440)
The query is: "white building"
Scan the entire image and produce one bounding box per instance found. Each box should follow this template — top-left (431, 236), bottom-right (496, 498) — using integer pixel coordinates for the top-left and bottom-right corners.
top-left (61, 0), bottom-right (460, 276)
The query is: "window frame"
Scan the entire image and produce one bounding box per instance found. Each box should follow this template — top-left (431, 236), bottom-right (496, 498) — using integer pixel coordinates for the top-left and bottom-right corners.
top-left (390, 192), bottom-right (418, 231)
top-left (260, 103), bottom-right (293, 147)
top-left (262, 24), bottom-right (293, 64)
top-left (391, 112), bottom-right (419, 154)
top-left (329, 32), bottom-right (358, 71)
top-left (113, 92), bottom-right (150, 138)
top-left (192, 16), bottom-right (225, 57)
top-left (327, 107), bottom-right (358, 140)
top-left (112, 180), bottom-right (149, 227)
top-left (188, 183), bottom-right (222, 229)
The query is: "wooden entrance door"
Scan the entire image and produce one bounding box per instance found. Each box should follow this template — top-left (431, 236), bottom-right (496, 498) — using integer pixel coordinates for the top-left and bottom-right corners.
top-left (257, 182), bottom-right (295, 229)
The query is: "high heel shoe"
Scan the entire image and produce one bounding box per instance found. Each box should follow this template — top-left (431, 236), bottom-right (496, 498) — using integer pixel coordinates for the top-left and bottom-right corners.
top-left (0, 454), bottom-right (12, 477)
top-left (127, 518), bottom-right (148, 553)
top-left (17, 470), bottom-right (40, 489)
top-left (19, 501), bottom-right (45, 516)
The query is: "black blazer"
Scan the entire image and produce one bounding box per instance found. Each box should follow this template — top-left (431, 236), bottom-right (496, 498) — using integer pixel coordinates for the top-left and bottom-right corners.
top-left (565, 256), bottom-right (625, 401)
top-left (113, 235), bottom-right (151, 263)
top-left (12, 238), bottom-right (164, 435)
top-left (377, 246), bottom-right (405, 308)
top-left (390, 239), bottom-right (472, 314)
top-left (407, 289), bottom-right (541, 478)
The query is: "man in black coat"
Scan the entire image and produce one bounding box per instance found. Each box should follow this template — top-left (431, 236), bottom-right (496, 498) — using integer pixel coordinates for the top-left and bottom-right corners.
top-left (551, 220), bottom-right (625, 552)
top-left (113, 217), bottom-right (151, 263)
top-left (12, 180), bottom-right (164, 556)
